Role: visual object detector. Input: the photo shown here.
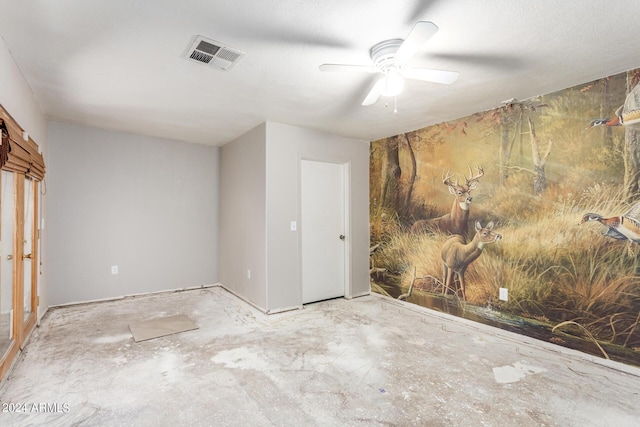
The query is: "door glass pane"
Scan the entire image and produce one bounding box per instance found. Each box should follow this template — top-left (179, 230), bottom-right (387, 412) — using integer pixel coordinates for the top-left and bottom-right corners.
top-left (0, 171), bottom-right (15, 356)
top-left (23, 178), bottom-right (33, 321)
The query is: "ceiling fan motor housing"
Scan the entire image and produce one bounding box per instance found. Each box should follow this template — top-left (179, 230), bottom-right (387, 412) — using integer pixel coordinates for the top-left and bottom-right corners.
top-left (370, 39), bottom-right (403, 71)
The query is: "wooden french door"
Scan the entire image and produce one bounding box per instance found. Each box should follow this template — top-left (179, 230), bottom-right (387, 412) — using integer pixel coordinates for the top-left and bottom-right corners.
top-left (0, 170), bottom-right (16, 377)
top-left (0, 171), bottom-right (39, 380)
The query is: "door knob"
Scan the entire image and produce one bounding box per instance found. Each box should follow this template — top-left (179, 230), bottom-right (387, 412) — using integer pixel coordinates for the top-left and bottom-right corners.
top-left (339, 234), bottom-right (345, 241)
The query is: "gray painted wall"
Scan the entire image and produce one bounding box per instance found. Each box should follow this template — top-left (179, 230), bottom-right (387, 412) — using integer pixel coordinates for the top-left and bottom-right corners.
top-left (265, 123), bottom-right (370, 311)
top-left (46, 122), bottom-right (219, 305)
top-left (219, 122), bottom-right (370, 313)
top-left (219, 123), bottom-right (267, 309)
top-left (0, 38), bottom-right (47, 144)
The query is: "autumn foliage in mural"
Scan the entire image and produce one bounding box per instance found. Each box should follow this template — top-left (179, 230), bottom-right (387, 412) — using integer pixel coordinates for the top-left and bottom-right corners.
top-left (370, 69), bottom-right (640, 366)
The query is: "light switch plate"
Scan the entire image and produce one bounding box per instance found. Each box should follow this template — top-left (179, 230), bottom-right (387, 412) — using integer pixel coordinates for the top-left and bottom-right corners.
top-left (499, 287), bottom-right (508, 301)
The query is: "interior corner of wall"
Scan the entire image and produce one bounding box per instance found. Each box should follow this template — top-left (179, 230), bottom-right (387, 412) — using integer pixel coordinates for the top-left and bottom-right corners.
top-left (218, 282), bottom-right (269, 314)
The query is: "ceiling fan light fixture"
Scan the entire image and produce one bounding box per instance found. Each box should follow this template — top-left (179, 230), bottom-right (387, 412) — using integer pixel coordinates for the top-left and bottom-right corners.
top-left (379, 67), bottom-right (404, 97)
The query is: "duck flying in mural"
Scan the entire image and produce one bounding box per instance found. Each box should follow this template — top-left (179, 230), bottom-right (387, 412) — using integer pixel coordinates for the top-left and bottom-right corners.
top-left (580, 201), bottom-right (640, 244)
top-left (586, 83), bottom-right (640, 128)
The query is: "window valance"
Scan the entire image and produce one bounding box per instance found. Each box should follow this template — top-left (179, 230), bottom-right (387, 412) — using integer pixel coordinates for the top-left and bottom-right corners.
top-left (0, 105), bottom-right (45, 181)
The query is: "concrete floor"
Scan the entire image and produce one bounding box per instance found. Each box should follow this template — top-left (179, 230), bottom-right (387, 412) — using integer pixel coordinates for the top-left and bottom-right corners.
top-left (1, 286), bottom-right (639, 427)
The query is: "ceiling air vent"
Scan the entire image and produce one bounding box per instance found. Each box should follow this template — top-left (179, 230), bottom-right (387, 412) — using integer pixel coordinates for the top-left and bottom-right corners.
top-left (183, 35), bottom-right (245, 71)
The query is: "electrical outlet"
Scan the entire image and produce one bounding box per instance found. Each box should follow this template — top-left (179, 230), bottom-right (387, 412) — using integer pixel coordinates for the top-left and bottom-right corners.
top-left (247, 269), bottom-right (251, 279)
top-left (111, 265), bottom-right (118, 275)
top-left (499, 287), bottom-right (508, 301)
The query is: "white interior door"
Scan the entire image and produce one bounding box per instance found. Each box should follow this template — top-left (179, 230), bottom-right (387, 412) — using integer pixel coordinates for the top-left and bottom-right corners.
top-left (301, 159), bottom-right (346, 304)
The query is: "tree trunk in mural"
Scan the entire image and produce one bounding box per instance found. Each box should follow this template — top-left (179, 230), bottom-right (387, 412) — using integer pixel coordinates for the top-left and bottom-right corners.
top-left (498, 104), bottom-right (522, 186)
top-left (624, 127), bottom-right (640, 201)
top-left (500, 115), bottom-right (510, 186)
top-left (403, 133), bottom-right (417, 212)
top-left (623, 71), bottom-right (640, 202)
top-left (600, 78), bottom-right (614, 148)
top-left (528, 116), bottom-right (552, 195)
top-left (381, 136), bottom-right (401, 209)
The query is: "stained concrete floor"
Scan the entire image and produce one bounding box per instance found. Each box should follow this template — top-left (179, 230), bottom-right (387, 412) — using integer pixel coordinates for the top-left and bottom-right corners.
top-left (1, 286), bottom-right (639, 427)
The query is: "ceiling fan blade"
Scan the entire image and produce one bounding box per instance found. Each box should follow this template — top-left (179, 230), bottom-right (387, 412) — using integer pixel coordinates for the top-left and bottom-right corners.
top-left (362, 81), bottom-right (382, 106)
top-left (396, 21), bottom-right (439, 62)
top-left (402, 67), bottom-right (460, 84)
top-left (319, 64), bottom-right (379, 73)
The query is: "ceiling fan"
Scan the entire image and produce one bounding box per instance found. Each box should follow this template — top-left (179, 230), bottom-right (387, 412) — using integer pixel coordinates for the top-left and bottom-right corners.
top-left (319, 21), bottom-right (459, 106)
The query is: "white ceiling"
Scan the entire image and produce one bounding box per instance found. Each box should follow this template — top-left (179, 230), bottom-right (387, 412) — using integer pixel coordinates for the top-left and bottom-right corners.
top-left (1, 0), bottom-right (639, 146)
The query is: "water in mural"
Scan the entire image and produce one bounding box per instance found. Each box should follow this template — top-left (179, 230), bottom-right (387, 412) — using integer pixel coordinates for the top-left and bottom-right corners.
top-left (370, 69), bottom-right (640, 366)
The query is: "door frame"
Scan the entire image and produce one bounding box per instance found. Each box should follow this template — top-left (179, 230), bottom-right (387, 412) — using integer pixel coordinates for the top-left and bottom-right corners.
top-left (298, 157), bottom-right (351, 304)
top-left (0, 172), bottom-right (39, 380)
top-left (19, 175), bottom-right (38, 343)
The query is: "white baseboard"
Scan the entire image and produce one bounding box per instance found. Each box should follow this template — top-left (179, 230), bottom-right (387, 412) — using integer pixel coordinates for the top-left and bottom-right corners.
top-left (50, 283), bottom-right (220, 309)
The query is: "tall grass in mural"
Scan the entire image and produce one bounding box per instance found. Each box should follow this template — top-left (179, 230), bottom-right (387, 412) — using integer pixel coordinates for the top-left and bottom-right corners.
top-left (370, 69), bottom-right (640, 364)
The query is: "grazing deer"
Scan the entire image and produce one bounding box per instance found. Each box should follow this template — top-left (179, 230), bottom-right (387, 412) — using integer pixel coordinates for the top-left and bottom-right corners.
top-left (441, 221), bottom-right (501, 300)
top-left (410, 166), bottom-right (484, 238)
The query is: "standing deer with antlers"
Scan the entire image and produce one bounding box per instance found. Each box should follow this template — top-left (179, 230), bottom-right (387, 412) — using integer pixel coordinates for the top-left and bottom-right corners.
top-left (410, 166), bottom-right (484, 238)
top-left (441, 221), bottom-right (501, 300)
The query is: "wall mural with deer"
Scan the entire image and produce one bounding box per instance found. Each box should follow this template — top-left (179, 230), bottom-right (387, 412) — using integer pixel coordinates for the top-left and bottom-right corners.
top-left (370, 68), bottom-right (640, 366)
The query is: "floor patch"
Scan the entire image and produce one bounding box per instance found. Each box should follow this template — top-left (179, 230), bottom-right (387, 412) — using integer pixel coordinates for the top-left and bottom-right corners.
top-left (129, 314), bottom-right (198, 342)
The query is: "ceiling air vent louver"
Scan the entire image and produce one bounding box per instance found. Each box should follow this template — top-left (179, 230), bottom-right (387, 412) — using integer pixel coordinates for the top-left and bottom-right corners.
top-left (183, 35), bottom-right (245, 71)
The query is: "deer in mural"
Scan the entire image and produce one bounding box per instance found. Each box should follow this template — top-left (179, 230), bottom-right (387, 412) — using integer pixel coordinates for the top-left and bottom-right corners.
top-left (441, 221), bottom-right (501, 300)
top-left (410, 165), bottom-right (484, 238)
